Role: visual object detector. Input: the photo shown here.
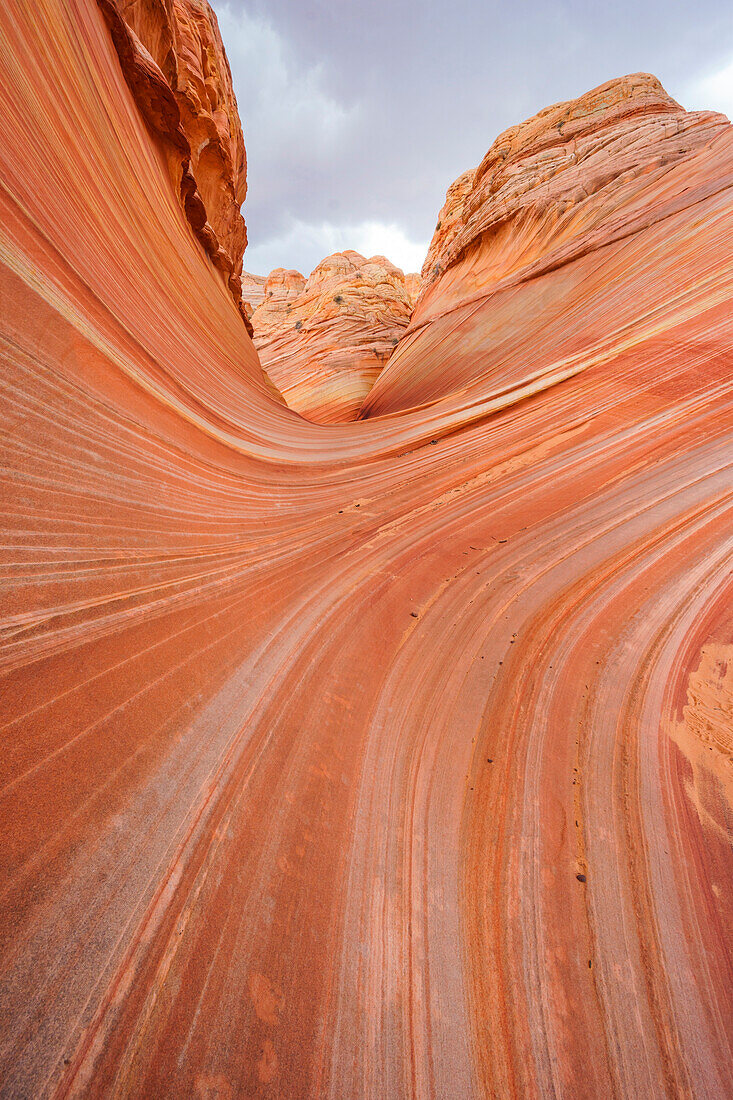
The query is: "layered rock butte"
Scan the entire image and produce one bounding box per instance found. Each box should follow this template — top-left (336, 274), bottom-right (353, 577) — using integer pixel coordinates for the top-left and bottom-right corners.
top-left (250, 251), bottom-right (420, 423)
top-left (0, 3), bottom-right (732, 1098)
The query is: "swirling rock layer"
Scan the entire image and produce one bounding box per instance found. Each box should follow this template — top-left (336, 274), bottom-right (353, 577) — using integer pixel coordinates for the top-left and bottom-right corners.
top-left (98, 0), bottom-right (249, 318)
top-left (0, 7), bottom-right (731, 1099)
top-left (250, 251), bottom-right (418, 423)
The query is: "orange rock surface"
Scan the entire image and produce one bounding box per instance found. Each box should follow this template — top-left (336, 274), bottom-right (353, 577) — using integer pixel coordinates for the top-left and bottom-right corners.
top-left (403, 270), bottom-right (422, 303)
top-left (0, 5), bottom-right (732, 1096)
top-left (98, 0), bottom-right (249, 317)
top-left (364, 73), bottom-right (731, 415)
top-left (250, 251), bottom-right (416, 422)
top-left (421, 166), bottom-right (476, 283)
top-left (240, 269), bottom-right (268, 316)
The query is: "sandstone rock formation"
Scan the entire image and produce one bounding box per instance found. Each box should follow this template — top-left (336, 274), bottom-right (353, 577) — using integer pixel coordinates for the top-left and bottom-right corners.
top-left (421, 166), bottom-right (476, 283)
top-left (403, 270), bottom-right (422, 303)
top-left (240, 269), bottom-right (268, 315)
top-left (1, 6), bottom-right (732, 1097)
top-left (98, 0), bottom-right (250, 318)
top-left (363, 73), bottom-right (732, 417)
top-left (250, 250), bottom-right (416, 422)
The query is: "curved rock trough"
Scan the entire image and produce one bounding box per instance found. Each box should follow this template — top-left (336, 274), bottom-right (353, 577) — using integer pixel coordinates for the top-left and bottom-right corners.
top-left (0, 2), bottom-right (731, 1097)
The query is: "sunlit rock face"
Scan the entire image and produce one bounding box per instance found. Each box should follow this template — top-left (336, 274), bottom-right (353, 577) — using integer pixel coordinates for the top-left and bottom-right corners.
top-left (363, 73), bottom-right (731, 415)
top-left (258, 265), bottom-right (307, 307)
top-left (250, 250), bottom-right (416, 423)
top-left (240, 269), bottom-right (268, 315)
top-left (1, 5), bottom-right (732, 1097)
top-left (421, 166), bottom-right (476, 283)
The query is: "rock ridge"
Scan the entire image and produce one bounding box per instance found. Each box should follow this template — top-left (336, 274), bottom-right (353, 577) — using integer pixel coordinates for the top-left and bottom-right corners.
top-left (362, 71), bottom-right (731, 416)
top-left (98, 0), bottom-right (251, 327)
top-left (249, 251), bottom-right (420, 423)
top-left (420, 73), bottom-right (729, 298)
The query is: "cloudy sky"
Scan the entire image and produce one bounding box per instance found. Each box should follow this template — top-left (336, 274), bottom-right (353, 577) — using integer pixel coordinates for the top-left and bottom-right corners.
top-left (211, 0), bottom-right (733, 277)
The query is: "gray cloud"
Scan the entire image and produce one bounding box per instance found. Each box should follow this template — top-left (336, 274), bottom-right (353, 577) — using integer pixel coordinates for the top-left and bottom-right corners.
top-left (212, 0), bottom-right (733, 275)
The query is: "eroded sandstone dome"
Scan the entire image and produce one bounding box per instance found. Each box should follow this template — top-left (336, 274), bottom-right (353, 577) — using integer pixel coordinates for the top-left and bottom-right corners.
top-left (249, 251), bottom-right (420, 423)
